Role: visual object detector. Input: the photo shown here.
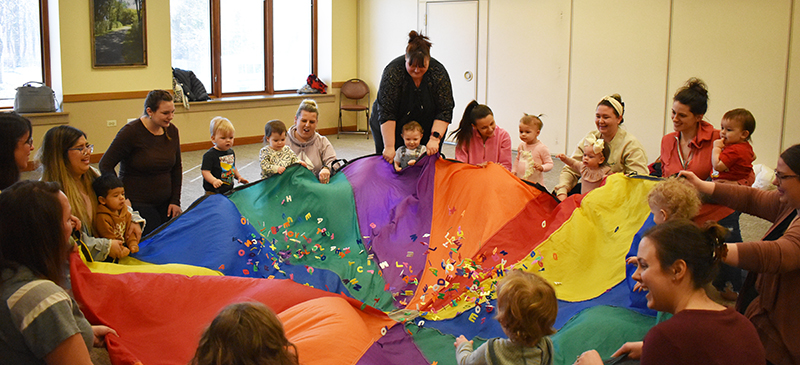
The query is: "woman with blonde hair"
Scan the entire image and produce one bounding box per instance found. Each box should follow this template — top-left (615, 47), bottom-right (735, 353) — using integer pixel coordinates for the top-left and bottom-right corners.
top-left (39, 125), bottom-right (135, 261)
top-left (285, 99), bottom-right (338, 184)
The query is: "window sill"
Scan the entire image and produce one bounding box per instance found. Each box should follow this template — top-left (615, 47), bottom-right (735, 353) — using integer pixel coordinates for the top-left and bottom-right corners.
top-left (176, 93), bottom-right (334, 113)
top-left (22, 111), bottom-right (70, 126)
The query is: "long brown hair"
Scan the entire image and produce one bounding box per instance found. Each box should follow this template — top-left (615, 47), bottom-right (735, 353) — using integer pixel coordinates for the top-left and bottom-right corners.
top-left (191, 302), bottom-right (299, 365)
top-left (38, 126), bottom-right (99, 232)
top-left (0, 181), bottom-right (71, 285)
top-left (0, 113), bottom-right (32, 190)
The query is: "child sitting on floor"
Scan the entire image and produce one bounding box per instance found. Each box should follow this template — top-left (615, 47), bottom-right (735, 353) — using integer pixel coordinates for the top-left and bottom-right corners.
top-left (512, 113), bottom-right (553, 186)
top-left (451, 100), bottom-right (513, 171)
top-left (191, 302), bottom-right (299, 365)
top-left (259, 120), bottom-right (306, 179)
top-left (202, 116), bottom-right (249, 195)
top-left (555, 136), bottom-right (611, 196)
top-left (394, 121), bottom-right (427, 171)
top-left (454, 270), bottom-right (556, 365)
top-left (92, 173), bottom-right (136, 256)
top-left (711, 108), bottom-right (756, 185)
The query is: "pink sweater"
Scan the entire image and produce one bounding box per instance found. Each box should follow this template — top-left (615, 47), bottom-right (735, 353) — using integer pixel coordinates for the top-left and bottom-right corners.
top-left (513, 140), bottom-right (553, 186)
top-left (454, 127), bottom-right (512, 171)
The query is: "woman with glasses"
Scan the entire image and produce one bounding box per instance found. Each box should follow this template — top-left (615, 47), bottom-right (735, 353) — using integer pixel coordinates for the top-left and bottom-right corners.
top-left (680, 144), bottom-right (800, 365)
top-left (0, 113), bottom-right (34, 190)
top-left (99, 90), bottom-right (182, 235)
top-left (38, 126), bottom-right (135, 261)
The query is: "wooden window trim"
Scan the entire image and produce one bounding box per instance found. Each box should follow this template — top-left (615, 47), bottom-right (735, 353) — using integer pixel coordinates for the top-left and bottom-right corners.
top-left (206, 0), bottom-right (316, 99)
top-left (41, 0), bottom-right (51, 86)
top-left (1, 0), bottom-right (51, 110)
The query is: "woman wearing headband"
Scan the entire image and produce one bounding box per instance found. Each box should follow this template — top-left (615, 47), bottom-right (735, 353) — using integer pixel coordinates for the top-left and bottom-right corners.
top-left (555, 94), bottom-right (648, 201)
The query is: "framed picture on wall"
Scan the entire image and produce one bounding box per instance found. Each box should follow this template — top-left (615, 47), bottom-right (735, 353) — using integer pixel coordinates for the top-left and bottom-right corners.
top-left (90, 0), bottom-right (148, 68)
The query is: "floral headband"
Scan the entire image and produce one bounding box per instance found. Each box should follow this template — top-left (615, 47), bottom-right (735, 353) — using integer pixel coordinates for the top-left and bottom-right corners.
top-left (601, 95), bottom-right (624, 117)
top-left (584, 135), bottom-right (605, 155)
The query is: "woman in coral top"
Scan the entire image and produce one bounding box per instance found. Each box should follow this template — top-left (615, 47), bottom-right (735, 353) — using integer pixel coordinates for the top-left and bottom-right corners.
top-left (660, 78), bottom-right (719, 179)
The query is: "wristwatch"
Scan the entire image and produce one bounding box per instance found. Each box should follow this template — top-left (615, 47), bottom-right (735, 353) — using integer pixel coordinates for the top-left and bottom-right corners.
top-left (431, 131), bottom-right (441, 139)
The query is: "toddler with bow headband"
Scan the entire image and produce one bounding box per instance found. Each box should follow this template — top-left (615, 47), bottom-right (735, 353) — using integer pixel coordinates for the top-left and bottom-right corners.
top-left (556, 135), bottom-right (611, 196)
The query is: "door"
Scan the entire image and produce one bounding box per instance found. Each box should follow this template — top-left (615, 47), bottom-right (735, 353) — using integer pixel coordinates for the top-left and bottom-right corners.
top-left (424, 1), bottom-right (479, 141)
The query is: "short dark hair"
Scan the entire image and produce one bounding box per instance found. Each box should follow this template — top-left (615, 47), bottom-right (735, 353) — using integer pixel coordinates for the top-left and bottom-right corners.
top-left (264, 119), bottom-right (287, 141)
top-left (92, 173), bottom-right (124, 201)
top-left (0, 113), bottom-right (33, 190)
top-left (0, 180), bottom-right (70, 285)
top-left (781, 144), bottom-right (800, 175)
top-left (643, 219), bottom-right (728, 289)
top-left (673, 78), bottom-right (709, 116)
top-left (722, 108), bottom-right (756, 141)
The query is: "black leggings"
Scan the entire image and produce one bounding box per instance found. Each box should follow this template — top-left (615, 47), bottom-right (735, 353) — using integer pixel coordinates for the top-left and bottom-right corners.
top-left (134, 202), bottom-right (171, 236)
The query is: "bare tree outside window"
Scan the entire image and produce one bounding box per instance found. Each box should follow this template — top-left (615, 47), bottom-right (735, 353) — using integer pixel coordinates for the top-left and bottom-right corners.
top-left (0, 1), bottom-right (43, 103)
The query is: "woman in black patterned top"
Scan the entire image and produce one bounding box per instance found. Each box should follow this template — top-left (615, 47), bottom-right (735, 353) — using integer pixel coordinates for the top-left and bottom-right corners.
top-left (369, 30), bottom-right (455, 163)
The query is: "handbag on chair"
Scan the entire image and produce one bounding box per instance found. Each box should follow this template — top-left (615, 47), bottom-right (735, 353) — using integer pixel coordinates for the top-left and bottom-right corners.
top-left (14, 81), bottom-right (57, 113)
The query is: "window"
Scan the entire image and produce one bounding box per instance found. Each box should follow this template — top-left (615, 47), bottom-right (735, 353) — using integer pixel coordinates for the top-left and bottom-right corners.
top-left (0, 0), bottom-right (50, 108)
top-left (170, 0), bottom-right (315, 98)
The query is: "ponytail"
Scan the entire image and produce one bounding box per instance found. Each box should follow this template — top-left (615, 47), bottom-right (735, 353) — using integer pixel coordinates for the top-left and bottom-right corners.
top-left (449, 100), bottom-right (493, 151)
top-left (643, 219), bottom-right (728, 289)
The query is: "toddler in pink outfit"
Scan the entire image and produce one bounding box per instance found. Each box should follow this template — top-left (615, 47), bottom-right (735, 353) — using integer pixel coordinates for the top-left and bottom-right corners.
top-left (512, 113), bottom-right (553, 186)
top-left (556, 136), bottom-right (611, 195)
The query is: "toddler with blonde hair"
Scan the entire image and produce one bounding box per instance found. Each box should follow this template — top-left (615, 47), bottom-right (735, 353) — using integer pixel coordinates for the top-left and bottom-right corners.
top-left (454, 270), bottom-right (556, 365)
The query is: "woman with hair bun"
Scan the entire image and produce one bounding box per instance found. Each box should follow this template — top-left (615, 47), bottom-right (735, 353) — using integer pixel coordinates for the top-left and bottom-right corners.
top-left (680, 144), bottom-right (800, 365)
top-left (370, 30), bottom-right (455, 163)
top-left (575, 220), bottom-right (765, 365)
top-left (555, 94), bottom-right (648, 200)
top-left (660, 78), bottom-right (719, 179)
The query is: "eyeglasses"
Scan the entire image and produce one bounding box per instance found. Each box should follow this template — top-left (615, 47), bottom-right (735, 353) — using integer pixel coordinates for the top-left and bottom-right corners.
top-left (68, 144), bottom-right (94, 154)
top-left (24, 137), bottom-right (33, 146)
top-left (775, 171), bottom-right (799, 182)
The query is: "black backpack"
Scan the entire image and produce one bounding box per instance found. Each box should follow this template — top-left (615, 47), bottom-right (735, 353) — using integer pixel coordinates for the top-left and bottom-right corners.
top-left (172, 68), bottom-right (210, 101)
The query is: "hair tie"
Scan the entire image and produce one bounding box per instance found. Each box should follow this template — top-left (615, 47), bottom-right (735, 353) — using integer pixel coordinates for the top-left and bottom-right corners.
top-left (601, 95), bottom-right (624, 117)
top-left (584, 135), bottom-right (605, 155)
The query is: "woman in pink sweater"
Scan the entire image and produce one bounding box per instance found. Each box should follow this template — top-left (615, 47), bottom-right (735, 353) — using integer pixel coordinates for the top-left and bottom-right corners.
top-left (450, 100), bottom-right (512, 170)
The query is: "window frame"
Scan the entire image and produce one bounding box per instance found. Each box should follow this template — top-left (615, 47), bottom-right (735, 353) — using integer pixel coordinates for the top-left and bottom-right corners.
top-left (0, 0), bottom-right (52, 110)
top-left (207, 0), bottom-right (317, 98)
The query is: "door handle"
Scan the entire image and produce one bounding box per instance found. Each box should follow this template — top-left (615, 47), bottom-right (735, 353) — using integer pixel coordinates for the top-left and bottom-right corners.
top-left (464, 71), bottom-right (473, 81)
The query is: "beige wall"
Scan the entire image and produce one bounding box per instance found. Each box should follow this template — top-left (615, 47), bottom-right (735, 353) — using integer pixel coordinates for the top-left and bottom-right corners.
top-left (485, 0), bottom-right (572, 154)
top-left (58, 0), bottom-right (172, 95)
top-left (666, 0), bottom-right (792, 168)
top-left (357, 0), bottom-right (797, 168)
top-left (784, 1), bottom-right (800, 152)
top-left (41, 0), bottom-right (342, 162)
top-left (31, 0), bottom-right (798, 167)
